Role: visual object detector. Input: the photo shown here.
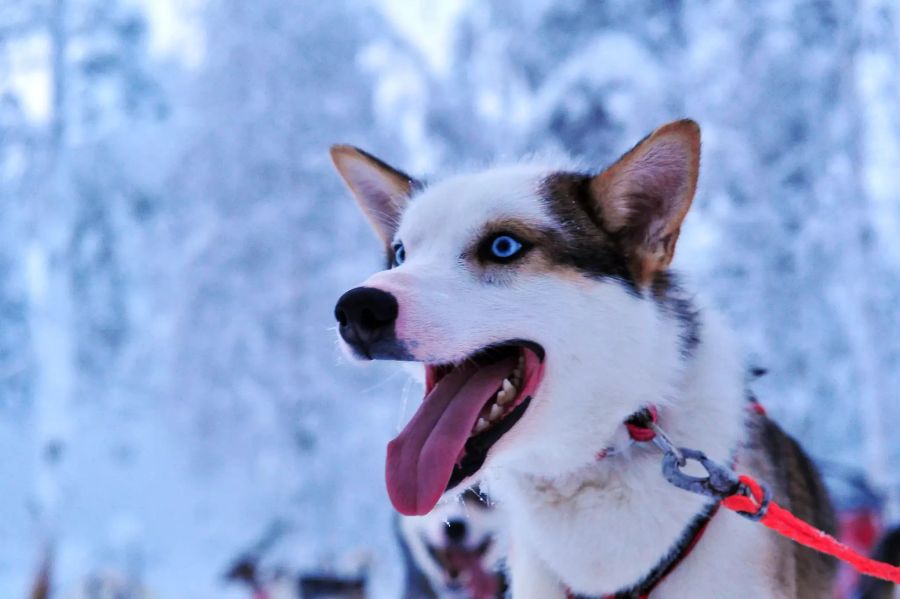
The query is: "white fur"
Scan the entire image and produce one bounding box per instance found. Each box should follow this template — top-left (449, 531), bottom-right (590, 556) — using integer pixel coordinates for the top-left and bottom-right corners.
top-left (486, 309), bottom-right (788, 597)
top-left (340, 165), bottom-right (790, 597)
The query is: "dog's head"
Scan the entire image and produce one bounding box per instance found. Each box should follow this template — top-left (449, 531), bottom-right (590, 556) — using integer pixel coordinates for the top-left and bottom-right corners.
top-left (331, 120), bottom-right (701, 515)
top-left (398, 489), bottom-right (505, 599)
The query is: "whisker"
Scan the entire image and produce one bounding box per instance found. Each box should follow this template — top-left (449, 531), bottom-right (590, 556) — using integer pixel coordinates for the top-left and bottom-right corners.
top-left (359, 369), bottom-right (406, 394)
top-left (396, 376), bottom-right (415, 433)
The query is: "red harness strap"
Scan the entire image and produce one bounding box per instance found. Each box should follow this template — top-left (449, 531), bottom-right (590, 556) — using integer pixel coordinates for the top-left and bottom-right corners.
top-left (624, 405), bottom-right (658, 442)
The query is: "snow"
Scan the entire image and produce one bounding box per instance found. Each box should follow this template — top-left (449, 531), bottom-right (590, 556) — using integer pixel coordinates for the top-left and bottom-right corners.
top-left (1, 32), bottom-right (52, 123)
top-left (0, 0), bottom-right (898, 596)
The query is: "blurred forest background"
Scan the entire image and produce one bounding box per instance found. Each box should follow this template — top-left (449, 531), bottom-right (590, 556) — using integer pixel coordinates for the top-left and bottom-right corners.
top-left (1, 0), bottom-right (899, 597)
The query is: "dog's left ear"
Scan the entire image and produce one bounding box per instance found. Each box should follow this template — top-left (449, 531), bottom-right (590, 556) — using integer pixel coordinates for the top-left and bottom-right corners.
top-left (330, 145), bottom-right (420, 245)
top-left (591, 119), bottom-right (700, 286)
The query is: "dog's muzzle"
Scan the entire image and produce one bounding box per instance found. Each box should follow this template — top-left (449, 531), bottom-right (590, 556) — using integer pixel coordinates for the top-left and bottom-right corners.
top-left (334, 286), bottom-right (410, 360)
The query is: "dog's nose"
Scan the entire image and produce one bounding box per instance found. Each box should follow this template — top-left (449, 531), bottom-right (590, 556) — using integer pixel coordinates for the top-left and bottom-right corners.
top-left (445, 518), bottom-right (467, 543)
top-left (334, 286), bottom-right (399, 356)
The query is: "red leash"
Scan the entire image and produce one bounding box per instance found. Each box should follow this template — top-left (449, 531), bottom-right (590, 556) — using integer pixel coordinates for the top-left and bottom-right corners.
top-left (722, 474), bottom-right (900, 584)
top-left (568, 406), bottom-right (900, 598)
top-left (637, 406), bottom-right (900, 587)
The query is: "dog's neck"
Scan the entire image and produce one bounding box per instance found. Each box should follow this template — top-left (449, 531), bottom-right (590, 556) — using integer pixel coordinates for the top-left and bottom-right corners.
top-left (485, 307), bottom-right (748, 595)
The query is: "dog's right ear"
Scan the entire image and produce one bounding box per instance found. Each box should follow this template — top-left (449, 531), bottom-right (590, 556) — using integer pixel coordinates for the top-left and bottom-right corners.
top-left (590, 119), bottom-right (700, 286)
top-left (330, 145), bottom-right (419, 244)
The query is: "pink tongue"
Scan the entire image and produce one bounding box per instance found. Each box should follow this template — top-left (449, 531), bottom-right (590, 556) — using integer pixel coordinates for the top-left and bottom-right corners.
top-left (459, 553), bottom-right (499, 599)
top-left (386, 357), bottom-right (515, 515)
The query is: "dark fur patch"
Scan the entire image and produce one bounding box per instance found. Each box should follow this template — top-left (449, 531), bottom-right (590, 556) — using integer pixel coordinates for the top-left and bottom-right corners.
top-left (541, 173), bottom-right (701, 356)
top-left (650, 271), bottom-right (702, 357)
top-left (744, 415), bottom-right (838, 597)
top-left (539, 173), bottom-right (636, 287)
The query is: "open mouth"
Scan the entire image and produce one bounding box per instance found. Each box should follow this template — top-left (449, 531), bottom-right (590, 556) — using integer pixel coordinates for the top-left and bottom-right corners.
top-left (386, 341), bottom-right (545, 516)
top-left (426, 538), bottom-right (494, 593)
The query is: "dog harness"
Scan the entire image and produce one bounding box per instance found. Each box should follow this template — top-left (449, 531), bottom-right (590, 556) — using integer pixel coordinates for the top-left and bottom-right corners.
top-left (566, 402), bottom-right (900, 598)
top-left (565, 407), bottom-right (720, 599)
top-left (566, 505), bottom-right (718, 599)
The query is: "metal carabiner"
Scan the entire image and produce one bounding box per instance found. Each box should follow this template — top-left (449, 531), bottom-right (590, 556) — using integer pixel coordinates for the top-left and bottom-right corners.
top-left (661, 447), bottom-right (742, 500)
top-left (648, 421), bottom-right (686, 467)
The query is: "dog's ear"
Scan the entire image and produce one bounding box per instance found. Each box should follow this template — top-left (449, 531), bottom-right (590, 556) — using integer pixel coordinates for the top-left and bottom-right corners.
top-left (590, 119), bottom-right (700, 286)
top-left (330, 145), bottom-right (419, 244)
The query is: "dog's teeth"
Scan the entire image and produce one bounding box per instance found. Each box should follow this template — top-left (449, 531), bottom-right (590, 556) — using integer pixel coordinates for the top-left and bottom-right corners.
top-left (474, 418), bottom-right (489, 434)
top-left (496, 389), bottom-right (510, 405)
top-left (489, 404), bottom-right (503, 421)
top-left (502, 379), bottom-right (516, 394)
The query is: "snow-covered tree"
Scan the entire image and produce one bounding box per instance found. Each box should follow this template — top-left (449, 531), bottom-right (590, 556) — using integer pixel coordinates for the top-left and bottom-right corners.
top-left (1, 1), bottom-right (898, 596)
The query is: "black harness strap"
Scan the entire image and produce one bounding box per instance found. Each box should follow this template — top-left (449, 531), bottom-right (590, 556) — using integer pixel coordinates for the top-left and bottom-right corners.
top-left (568, 501), bottom-right (719, 599)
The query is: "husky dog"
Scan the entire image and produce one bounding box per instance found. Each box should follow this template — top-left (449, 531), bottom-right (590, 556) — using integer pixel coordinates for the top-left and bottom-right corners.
top-left (398, 488), bottom-right (507, 599)
top-left (331, 120), bottom-right (836, 597)
top-left (856, 525), bottom-right (900, 599)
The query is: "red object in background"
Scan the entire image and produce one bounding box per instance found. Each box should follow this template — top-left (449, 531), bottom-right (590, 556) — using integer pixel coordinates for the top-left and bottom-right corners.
top-left (835, 507), bottom-right (882, 598)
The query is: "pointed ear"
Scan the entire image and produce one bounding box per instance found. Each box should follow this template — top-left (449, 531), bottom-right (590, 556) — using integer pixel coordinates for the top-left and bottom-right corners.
top-left (330, 145), bottom-right (419, 244)
top-left (590, 119), bottom-right (700, 286)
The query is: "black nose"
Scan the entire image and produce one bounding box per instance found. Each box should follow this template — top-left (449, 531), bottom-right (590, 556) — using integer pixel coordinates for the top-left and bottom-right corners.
top-left (334, 286), bottom-right (399, 357)
top-left (445, 519), bottom-right (467, 543)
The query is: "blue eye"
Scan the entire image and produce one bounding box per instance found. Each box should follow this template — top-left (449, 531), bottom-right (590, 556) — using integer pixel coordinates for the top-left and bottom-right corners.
top-left (488, 234), bottom-right (525, 262)
top-left (392, 242), bottom-right (406, 266)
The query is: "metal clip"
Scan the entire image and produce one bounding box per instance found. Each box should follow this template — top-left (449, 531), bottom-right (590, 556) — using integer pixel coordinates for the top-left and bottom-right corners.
top-left (648, 421), bottom-right (686, 467)
top-left (733, 481), bottom-right (772, 521)
top-left (661, 447), bottom-right (742, 500)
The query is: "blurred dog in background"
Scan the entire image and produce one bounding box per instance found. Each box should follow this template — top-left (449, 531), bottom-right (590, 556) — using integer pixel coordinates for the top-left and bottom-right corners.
top-left (397, 489), bottom-right (506, 599)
